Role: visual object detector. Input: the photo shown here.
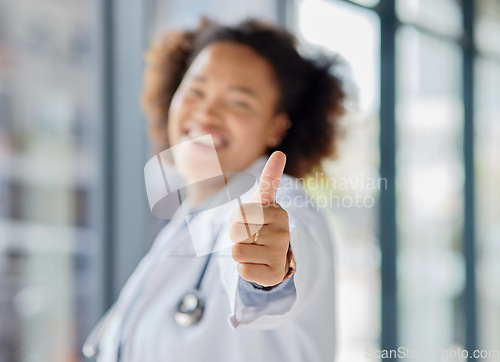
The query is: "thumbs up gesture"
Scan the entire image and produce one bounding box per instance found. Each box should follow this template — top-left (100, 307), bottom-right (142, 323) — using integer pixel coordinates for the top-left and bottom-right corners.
top-left (230, 152), bottom-right (293, 287)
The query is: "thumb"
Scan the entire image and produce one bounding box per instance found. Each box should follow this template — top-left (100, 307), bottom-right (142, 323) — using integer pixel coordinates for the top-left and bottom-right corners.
top-left (252, 151), bottom-right (286, 204)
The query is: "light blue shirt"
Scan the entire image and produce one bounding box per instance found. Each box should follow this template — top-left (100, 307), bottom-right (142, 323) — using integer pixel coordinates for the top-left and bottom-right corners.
top-left (238, 276), bottom-right (296, 308)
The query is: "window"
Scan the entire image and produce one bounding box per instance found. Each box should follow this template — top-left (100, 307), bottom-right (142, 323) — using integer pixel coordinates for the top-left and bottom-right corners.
top-left (0, 0), bottom-right (102, 361)
top-left (295, 1), bottom-right (381, 360)
top-left (293, 0), bottom-right (500, 360)
top-left (475, 0), bottom-right (500, 356)
top-left (396, 25), bottom-right (465, 353)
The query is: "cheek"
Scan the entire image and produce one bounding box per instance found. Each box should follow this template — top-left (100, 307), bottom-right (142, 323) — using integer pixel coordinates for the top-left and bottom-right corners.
top-left (167, 96), bottom-right (188, 143)
top-left (166, 110), bottom-right (177, 145)
top-left (228, 118), bottom-right (273, 156)
top-left (238, 118), bottom-right (271, 141)
top-left (232, 111), bottom-right (266, 132)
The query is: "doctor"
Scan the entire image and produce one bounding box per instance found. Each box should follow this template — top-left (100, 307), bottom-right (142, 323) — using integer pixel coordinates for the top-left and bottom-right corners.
top-left (84, 18), bottom-right (346, 361)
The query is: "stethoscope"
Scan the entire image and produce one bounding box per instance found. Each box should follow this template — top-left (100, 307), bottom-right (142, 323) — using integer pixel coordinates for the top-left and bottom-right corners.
top-left (114, 219), bottom-right (223, 361)
top-left (83, 219), bottom-right (223, 360)
top-left (84, 170), bottom-right (257, 358)
top-left (173, 214), bottom-right (224, 328)
top-left (174, 246), bottom-right (213, 327)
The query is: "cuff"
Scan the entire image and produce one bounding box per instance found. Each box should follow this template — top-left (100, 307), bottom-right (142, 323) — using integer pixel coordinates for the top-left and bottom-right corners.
top-left (238, 275), bottom-right (295, 307)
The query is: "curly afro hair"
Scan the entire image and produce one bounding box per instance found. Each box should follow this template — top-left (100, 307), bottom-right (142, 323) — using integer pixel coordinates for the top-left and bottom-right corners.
top-left (141, 18), bottom-right (346, 178)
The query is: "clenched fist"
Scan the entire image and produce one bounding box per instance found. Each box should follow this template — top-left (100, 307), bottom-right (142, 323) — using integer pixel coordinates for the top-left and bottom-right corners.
top-left (230, 151), bottom-right (293, 287)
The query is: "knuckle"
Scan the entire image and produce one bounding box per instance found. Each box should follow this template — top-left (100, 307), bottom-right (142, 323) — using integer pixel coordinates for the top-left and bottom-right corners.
top-left (273, 203), bottom-right (284, 212)
top-left (272, 268), bottom-right (283, 281)
top-left (231, 204), bottom-right (249, 223)
top-left (266, 246), bottom-right (282, 260)
top-left (269, 229), bottom-right (289, 244)
top-left (238, 264), bottom-right (252, 281)
top-left (229, 224), bottom-right (239, 242)
top-left (265, 206), bottom-right (288, 224)
top-left (277, 229), bottom-right (289, 239)
top-left (278, 208), bottom-right (289, 223)
top-left (232, 245), bottom-right (244, 261)
top-left (242, 203), bottom-right (256, 213)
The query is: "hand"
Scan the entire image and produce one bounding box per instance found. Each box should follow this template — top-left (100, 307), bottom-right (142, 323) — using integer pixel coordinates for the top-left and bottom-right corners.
top-left (230, 151), bottom-right (291, 287)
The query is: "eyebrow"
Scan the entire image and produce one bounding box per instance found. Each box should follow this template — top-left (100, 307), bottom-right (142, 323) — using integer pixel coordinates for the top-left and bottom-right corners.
top-left (192, 75), bottom-right (207, 83)
top-left (191, 75), bottom-right (259, 99)
top-left (228, 86), bottom-right (259, 99)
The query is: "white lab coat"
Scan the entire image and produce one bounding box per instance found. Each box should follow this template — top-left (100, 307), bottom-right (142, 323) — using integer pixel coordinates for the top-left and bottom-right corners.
top-left (84, 157), bottom-right (337, 362)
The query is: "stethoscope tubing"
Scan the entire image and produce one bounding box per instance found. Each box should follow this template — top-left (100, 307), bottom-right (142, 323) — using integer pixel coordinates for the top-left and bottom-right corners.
top-left (117, 220), bottom-right (224, 361)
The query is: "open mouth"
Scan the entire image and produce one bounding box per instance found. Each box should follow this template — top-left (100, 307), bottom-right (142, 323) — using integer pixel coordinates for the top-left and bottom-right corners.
top-left (183, 128), bottom-right (228, 150)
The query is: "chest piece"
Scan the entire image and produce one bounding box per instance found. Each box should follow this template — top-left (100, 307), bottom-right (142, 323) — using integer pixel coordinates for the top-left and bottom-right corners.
top-left (174, 291), bottom-right (205, 327)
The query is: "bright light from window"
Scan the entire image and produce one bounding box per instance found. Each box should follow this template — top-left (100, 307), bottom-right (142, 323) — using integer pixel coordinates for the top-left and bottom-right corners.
top-left (297, 0), bottom-right (379, 113)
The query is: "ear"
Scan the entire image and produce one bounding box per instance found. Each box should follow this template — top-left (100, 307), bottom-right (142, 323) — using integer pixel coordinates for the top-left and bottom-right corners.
top-left (267, 113), bottom-right (291, 148)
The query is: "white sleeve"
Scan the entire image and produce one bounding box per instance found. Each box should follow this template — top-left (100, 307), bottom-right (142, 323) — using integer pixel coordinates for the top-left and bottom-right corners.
top-left (215, 200), bottom-right (335, 330)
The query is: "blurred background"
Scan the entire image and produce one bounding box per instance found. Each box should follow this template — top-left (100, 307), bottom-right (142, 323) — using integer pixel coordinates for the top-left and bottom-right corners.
top-left (0, 0), bottom-right (499, 361)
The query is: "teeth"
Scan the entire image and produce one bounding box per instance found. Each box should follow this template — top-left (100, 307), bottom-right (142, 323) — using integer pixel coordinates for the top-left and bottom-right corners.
top-left (187, 130), bottom-right (224, 148)
top-left (192, 136), bottom-right (215, 147)
top-left (189, 130), bottom-right (207, 138)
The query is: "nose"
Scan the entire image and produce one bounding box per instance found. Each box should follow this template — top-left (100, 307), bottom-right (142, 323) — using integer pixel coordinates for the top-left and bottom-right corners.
top-left (194, 98), bottom-right (222, 126)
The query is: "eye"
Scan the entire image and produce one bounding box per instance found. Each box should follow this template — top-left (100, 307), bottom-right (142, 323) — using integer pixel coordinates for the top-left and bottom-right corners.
top-left (227, 99), bottom-right (250, 109)
top-left (186, 87), bottom-right (204, 98)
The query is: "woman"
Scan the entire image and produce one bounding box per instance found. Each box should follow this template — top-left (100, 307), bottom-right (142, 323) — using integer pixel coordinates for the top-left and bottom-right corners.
top-left (84, 18), bottom-right (346, 361)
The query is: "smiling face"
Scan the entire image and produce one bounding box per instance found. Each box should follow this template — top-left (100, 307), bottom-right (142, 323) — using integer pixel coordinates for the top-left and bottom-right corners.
top-left (167, 41), bottom-right (288, 181)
